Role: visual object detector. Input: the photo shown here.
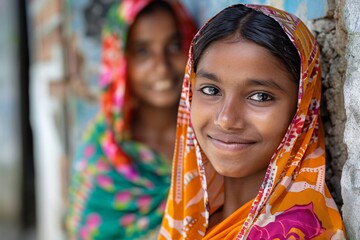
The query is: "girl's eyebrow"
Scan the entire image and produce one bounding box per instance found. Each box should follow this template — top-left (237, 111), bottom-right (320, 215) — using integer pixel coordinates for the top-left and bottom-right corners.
top-left (196, 69), bottom-right (288, 93)
top-left (247, 78), bottom-right (287, 92)
top-left (196, 69), bottom-right (220, 82)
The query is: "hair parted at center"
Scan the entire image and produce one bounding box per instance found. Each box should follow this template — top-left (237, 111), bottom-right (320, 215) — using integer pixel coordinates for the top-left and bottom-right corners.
top-left (193, 4), bottom-right (300, 83)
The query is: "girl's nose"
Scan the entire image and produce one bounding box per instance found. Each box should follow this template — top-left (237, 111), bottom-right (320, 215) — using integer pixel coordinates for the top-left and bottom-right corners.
top-left (214, 98), bottom-right (245, 131)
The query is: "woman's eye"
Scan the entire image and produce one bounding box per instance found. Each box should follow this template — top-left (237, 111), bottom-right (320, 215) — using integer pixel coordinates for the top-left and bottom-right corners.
top-left (248, 92), bottom-right (272, 102)
top-left (134, 47), bottom-right (150, 58)
top-left (167, 41), bottom-right (182, 54)
top-left (200, 86), bottom-right (220, 96)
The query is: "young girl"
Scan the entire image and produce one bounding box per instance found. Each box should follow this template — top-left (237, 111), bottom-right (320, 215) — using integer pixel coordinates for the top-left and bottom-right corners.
top-left (159, 4), bottom-right (346, 239)
top-left (66, 0), bottom-right (196, 239)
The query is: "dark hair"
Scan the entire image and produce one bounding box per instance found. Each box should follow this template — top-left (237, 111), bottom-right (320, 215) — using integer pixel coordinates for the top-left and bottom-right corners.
top-left (193, 5), bottom-right (300, 83)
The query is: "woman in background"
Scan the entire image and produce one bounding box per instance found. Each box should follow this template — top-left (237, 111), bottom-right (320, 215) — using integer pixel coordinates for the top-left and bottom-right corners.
top-left (159, 4), bottom-right (345, 239)
top-left (66, 0), bottom-right (196, 239)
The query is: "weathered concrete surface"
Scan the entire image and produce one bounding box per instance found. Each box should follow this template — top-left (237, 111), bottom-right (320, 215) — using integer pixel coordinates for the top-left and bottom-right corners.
top-left (309, 0), bottom-right (347, 209)
top-left (312, 0), bottom-right (347, 209)
top-left (341, 0), bottom-right (360, 238)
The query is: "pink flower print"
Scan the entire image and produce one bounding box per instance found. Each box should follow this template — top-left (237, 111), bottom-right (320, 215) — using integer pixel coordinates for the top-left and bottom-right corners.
top-left (309, 122), bottom-right (320, 144)
top-left (115, 192), bottom-right (131, 203)
top-left (116, 191), bottom-right (132, 202)
top-left (87, 214), bottom-right (101, 228)
top-left (102, 134), bottom-right (117, 159)
top-left (140, 148), bottom-right (154, 163)
top-left (113, 81), bottom-right (125, 108)
top-left (116, 164), bottom-right (139, 181)
top-left (96, 175), bottom-right (114, 192)
top-left (114, 191), bottom-right (132, 210)
top-left (99, 66), bottom-right (112, 87)
top-left (247, 203), bottom-right (323, 239)
top-left (96, 159), bottom-right (110, 172)
top-left (84, 145), bottom-right (95, 158)
top-left (137, 217), bottom-right (149, 230)
top-left (137, 195), bottom-right (152, 213)
top-left (281, 114), bottom-right (305, 152)
top-left (121, 213), bottom-right (135, 227)
top-left (292, 114), bottom-right (305, 134)
top-left (80, 214), bottom-right (102, 239)
top-left (303, 99), bottom-right (320, 132)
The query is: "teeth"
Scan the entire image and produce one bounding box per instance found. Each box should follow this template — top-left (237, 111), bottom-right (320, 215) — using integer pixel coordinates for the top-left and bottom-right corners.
top-left (153, 80), bottom-right (172, 91)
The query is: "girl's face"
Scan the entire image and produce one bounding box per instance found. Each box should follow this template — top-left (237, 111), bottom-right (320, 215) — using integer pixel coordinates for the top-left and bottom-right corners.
top-left (126, 8), bottom-right (186, 108)
top-left (191, 39), bottom-right (298, 178)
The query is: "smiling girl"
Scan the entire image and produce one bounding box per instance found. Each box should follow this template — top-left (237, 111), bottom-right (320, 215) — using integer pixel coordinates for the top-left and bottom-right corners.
top-left (159, 4), bottom-right (345, 239)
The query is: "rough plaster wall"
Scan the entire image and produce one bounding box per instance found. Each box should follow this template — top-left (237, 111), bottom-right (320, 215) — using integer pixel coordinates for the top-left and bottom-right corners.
top-left (312, 0), bottom-right (347, 208)
top-left (341, 0), bottom-right (360, 238)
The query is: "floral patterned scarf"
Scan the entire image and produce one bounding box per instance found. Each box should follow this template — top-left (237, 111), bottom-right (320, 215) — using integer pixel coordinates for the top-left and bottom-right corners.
top-left (159, 4), bottom-right (346, 240)
top-left (66, 0), bottom-right (196, 239)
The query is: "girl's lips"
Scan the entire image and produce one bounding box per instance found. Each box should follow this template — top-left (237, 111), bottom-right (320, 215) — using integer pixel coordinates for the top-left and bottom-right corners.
top-left (208, 134), bottom-right (256, 152)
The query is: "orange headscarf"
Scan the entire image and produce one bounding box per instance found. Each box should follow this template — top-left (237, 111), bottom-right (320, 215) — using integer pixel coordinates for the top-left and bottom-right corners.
top-left (159, 4), bottom-right (345, 239)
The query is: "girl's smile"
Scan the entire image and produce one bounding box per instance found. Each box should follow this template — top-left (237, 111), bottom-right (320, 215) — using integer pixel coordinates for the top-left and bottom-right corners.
top-left (208, 133), bottom-right (257, 152)
top-left (191, 38), bottom-right (298, 178)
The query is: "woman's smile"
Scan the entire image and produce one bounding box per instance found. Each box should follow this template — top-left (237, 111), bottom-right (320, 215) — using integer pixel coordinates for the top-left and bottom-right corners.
top-left (152, 79), bottom-right (173, 91)
top-left (147, 78), bottom-right (180, 92)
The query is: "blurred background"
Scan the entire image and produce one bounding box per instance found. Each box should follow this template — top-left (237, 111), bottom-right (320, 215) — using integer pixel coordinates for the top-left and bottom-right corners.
top-left (0, 0), bottom-right (339, 239)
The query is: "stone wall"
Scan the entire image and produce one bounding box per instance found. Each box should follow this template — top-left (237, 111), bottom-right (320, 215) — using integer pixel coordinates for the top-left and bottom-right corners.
top-left (312, 0), bottom-right (348, 208)
top-left (313, 1), bottom-right (360, 237)
top-left (341, 0), bottom-right (360, 238)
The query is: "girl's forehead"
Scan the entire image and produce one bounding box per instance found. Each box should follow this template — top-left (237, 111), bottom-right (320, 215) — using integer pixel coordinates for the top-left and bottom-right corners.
top-left (194, 40), bottom-right (295, 89)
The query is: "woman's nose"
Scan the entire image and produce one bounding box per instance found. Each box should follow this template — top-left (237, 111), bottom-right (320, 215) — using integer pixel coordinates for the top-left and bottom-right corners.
top-left (214, 98), bottom-right (245, 131)
top-left (153, 50), bottom-right (170, 76)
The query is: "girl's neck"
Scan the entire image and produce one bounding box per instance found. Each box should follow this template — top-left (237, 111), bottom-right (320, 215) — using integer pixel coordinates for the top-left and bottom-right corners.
top-left (130, 102), bottom-right (178, 160)
top-left (222, 170), bottom-right (265, 218)
top-left (208, 168), bottom-right (266, 229)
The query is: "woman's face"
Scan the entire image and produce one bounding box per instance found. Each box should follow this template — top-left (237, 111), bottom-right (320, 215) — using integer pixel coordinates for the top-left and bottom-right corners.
top-left (126, 8), bottom-right (186, 108)
top-left (191, 39), bottom-right (298, 178)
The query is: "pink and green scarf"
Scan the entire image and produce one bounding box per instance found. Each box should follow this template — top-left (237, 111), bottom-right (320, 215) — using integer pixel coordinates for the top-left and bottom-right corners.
top-left (66, 1), bottom-right (196, 239)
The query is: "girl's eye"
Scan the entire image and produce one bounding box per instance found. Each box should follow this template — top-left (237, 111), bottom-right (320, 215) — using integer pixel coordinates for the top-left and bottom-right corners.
top-left (248, 92), bottom-right (272, 102)
top-left (200, 86), bottom-right (220, 96)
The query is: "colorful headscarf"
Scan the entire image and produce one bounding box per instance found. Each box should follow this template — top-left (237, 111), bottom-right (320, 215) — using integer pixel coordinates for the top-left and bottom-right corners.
top-left (66, 0), bottom-right (196, 239)
top-left (159, 4), bottom-right (346, 240)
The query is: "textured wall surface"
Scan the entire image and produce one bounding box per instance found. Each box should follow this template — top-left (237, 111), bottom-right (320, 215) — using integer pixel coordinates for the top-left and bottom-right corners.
top-left (341, 0), bottom-right (360, 238)
top-left (312, 0), bottom-right (348, 208)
